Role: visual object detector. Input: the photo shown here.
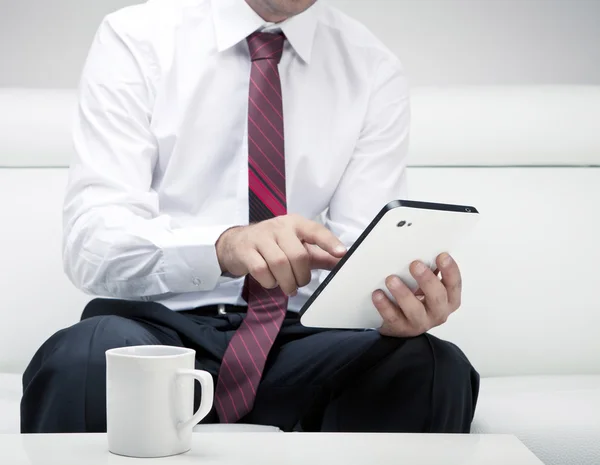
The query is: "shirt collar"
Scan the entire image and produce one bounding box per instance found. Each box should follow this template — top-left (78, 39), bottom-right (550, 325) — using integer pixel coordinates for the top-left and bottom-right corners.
top-left (211, 0), bottom-right (320, 63)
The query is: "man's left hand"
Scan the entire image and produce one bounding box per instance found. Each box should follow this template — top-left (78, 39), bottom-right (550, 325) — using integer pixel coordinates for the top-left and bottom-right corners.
top-left (373, 253), bottom-right (462, 338)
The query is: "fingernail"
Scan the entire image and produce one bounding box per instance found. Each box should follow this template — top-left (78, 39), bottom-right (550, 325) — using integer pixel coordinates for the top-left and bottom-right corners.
top-left (335, 245), bottom-right (347, 255)
top-left (440, 253), bottom-right (453, 267)
top-left (373, 291), bottom-right (385, 302)
top-left (414, 261), bottom-right (428, 276)
top-left (387, 276), bottom-right (402, 289)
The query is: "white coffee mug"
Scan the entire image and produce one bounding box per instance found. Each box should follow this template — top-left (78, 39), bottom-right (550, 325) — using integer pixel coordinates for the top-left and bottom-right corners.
top-left (105, 345), bottom-right (213, 458)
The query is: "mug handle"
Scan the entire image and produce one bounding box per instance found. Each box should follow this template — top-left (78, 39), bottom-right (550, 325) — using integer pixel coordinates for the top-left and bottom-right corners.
top-left (175, 369), bottom-right (214, 432)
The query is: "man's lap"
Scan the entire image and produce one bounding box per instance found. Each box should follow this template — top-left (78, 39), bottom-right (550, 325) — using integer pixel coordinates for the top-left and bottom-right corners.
top-left (22, 298), bottom-right (478, 432)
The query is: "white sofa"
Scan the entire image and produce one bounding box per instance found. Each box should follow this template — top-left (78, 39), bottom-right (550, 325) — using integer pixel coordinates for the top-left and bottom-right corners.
top-left (1, 86), bottom-right (599, 465)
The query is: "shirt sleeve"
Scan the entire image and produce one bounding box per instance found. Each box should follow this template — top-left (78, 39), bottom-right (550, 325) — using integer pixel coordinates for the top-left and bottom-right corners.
top-left (323, 55), bottom-right (411, 249)
top-left (63, 17), bottom-right (233, 300)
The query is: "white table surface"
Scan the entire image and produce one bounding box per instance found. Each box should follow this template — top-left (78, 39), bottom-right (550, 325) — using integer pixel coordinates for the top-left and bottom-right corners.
top-left (2, 433), bottom-right (544, 465)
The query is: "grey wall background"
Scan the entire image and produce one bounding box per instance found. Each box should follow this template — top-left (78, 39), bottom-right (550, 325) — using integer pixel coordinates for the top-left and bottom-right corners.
top-left (1, 0), bottom-right (599, 88)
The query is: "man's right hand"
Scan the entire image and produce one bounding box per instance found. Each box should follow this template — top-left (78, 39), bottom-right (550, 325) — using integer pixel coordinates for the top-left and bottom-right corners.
top-left (216, 214), bottom-right (347, 296)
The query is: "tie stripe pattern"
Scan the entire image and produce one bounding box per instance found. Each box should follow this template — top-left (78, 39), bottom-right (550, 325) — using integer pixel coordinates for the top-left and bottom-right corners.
top-left (215, 32), bottom-right (289, 424)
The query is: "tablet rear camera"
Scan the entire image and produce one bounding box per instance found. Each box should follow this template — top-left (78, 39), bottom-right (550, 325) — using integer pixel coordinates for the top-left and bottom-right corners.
top-left (397, 221), bottom-right (412, 228)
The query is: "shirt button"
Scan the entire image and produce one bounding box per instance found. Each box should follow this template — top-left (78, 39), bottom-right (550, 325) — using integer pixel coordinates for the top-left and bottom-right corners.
top-left (192, 277), bottom-right (202, 287)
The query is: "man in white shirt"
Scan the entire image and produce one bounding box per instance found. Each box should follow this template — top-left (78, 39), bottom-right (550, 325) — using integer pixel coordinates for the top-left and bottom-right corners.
top-left (21, 0), bottom-right (479, 433)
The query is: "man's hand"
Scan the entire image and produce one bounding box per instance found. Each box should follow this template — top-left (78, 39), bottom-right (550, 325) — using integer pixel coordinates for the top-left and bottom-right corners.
top-left (216, 214), bottom-right (347, 296)
top-left (373, 253), bottom-right (462, 338)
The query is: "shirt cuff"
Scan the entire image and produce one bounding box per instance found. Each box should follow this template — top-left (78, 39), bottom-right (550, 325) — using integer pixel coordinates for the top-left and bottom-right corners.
top-left (158, 224), bottom-right (237, 293)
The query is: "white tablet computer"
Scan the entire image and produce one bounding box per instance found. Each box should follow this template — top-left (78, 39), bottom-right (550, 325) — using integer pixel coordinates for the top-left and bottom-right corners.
top-left (299, 200), bottom-right (480, 329)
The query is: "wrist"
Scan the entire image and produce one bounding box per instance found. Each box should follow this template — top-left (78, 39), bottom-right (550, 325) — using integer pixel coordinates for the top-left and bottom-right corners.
top-left (216, 226), bottom-right (241, 273)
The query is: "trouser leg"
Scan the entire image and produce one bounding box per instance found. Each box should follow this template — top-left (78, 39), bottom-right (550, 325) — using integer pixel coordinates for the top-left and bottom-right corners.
top-left (247, 320), bottom-right (479, 433)
top-left (21, 313), bottom-right (173, 433)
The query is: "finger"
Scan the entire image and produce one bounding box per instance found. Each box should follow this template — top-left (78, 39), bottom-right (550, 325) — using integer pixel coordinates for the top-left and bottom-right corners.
top-left (306, 244), bottom-right (342, 270)
top-left (410, 261), bottom-right (448, 314)
top-left (243, 249), bottom-right (277, 290)
top-left (294, 219), bottom-right (347, 258)
top-left (386, 276), bottom-right (429, 333)
top-left (276, 233), bottom-right (311, 289)
top-left (415, 268), bottom-right (438, 297)
top-left (437, 253), bottom-right (462, 310)
top-left (257, 241), bottom-right (297, 296)
top-left (372, 289), bottom-right (410, 330)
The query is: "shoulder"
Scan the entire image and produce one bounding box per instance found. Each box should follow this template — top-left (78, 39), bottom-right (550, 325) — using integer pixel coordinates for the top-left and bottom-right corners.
top-left (317, 3), bottom-right (404, 73)
top-left (100, 0), bottom-right (208, 45)
top-left (93, 0), bottom-right (210, 82)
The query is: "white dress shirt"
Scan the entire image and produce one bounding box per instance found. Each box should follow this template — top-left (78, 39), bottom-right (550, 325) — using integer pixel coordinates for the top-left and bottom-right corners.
top-left (64, 0), bottom-right (410, 312)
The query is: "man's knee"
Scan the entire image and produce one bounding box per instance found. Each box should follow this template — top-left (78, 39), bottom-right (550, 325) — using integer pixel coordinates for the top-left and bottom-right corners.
top-left (22, 315), bottom-right (161, 432)
top-left (25, 315), bottom-right (160, 382)
top-left (424, 334), bottom-right (479, 392)
top-left (390, 333), bottom-right (477, 384)
top-left (385, 334), bottom-right (478, 429)
top-left (420, 334), bottom-right (480, 432)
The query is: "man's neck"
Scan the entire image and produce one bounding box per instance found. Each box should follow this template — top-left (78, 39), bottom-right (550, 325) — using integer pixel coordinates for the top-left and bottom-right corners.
top-left (245, 0), bottom-right (289, 23)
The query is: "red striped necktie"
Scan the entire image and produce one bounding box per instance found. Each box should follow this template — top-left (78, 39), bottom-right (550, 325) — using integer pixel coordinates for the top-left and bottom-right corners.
top-left (215, 32), bottom-right (288, 424)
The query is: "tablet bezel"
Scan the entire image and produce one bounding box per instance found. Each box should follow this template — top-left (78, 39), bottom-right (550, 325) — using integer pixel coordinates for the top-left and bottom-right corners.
top-left (298, 200), bottom-right (479, 320)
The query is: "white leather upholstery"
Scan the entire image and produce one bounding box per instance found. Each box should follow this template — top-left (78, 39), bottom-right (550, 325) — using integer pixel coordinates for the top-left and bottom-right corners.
top-left (0, 375), bottom-right (21, 434)
top-left (192, 424), bottom-right (282, 433)
top-left (2, 168), bottom-right (598, 377)
top-left (2, 86), bottom-right (600, 167)
top-left (0, 170), bottom-right (91, 374)
top-left (472, 376), bottom-right (600, 465)
top-left (413, 167), bottom-right (600, 377)
top-left (410, 86), bottom-right (600, 166)
top-left (1, 87), bottom-right (599, 465)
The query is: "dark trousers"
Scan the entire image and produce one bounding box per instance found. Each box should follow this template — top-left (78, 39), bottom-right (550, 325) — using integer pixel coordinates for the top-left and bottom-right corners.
top-left (21, 298), bottom-right (479, 433)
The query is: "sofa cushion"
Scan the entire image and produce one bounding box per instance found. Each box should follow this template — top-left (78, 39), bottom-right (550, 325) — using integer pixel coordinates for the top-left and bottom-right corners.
top-left (0, 374), bottom-right (22, 433)
top-left (3, 168), bottom-right (600, 377)
top-left (472, 376), bottom-right (600, 465)
top-left (192, 424), bottom-right (281, 433)
top-left (410, 86), bottom-right (600, 165)
top-left (2, 86), bottom-right (600, 168)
